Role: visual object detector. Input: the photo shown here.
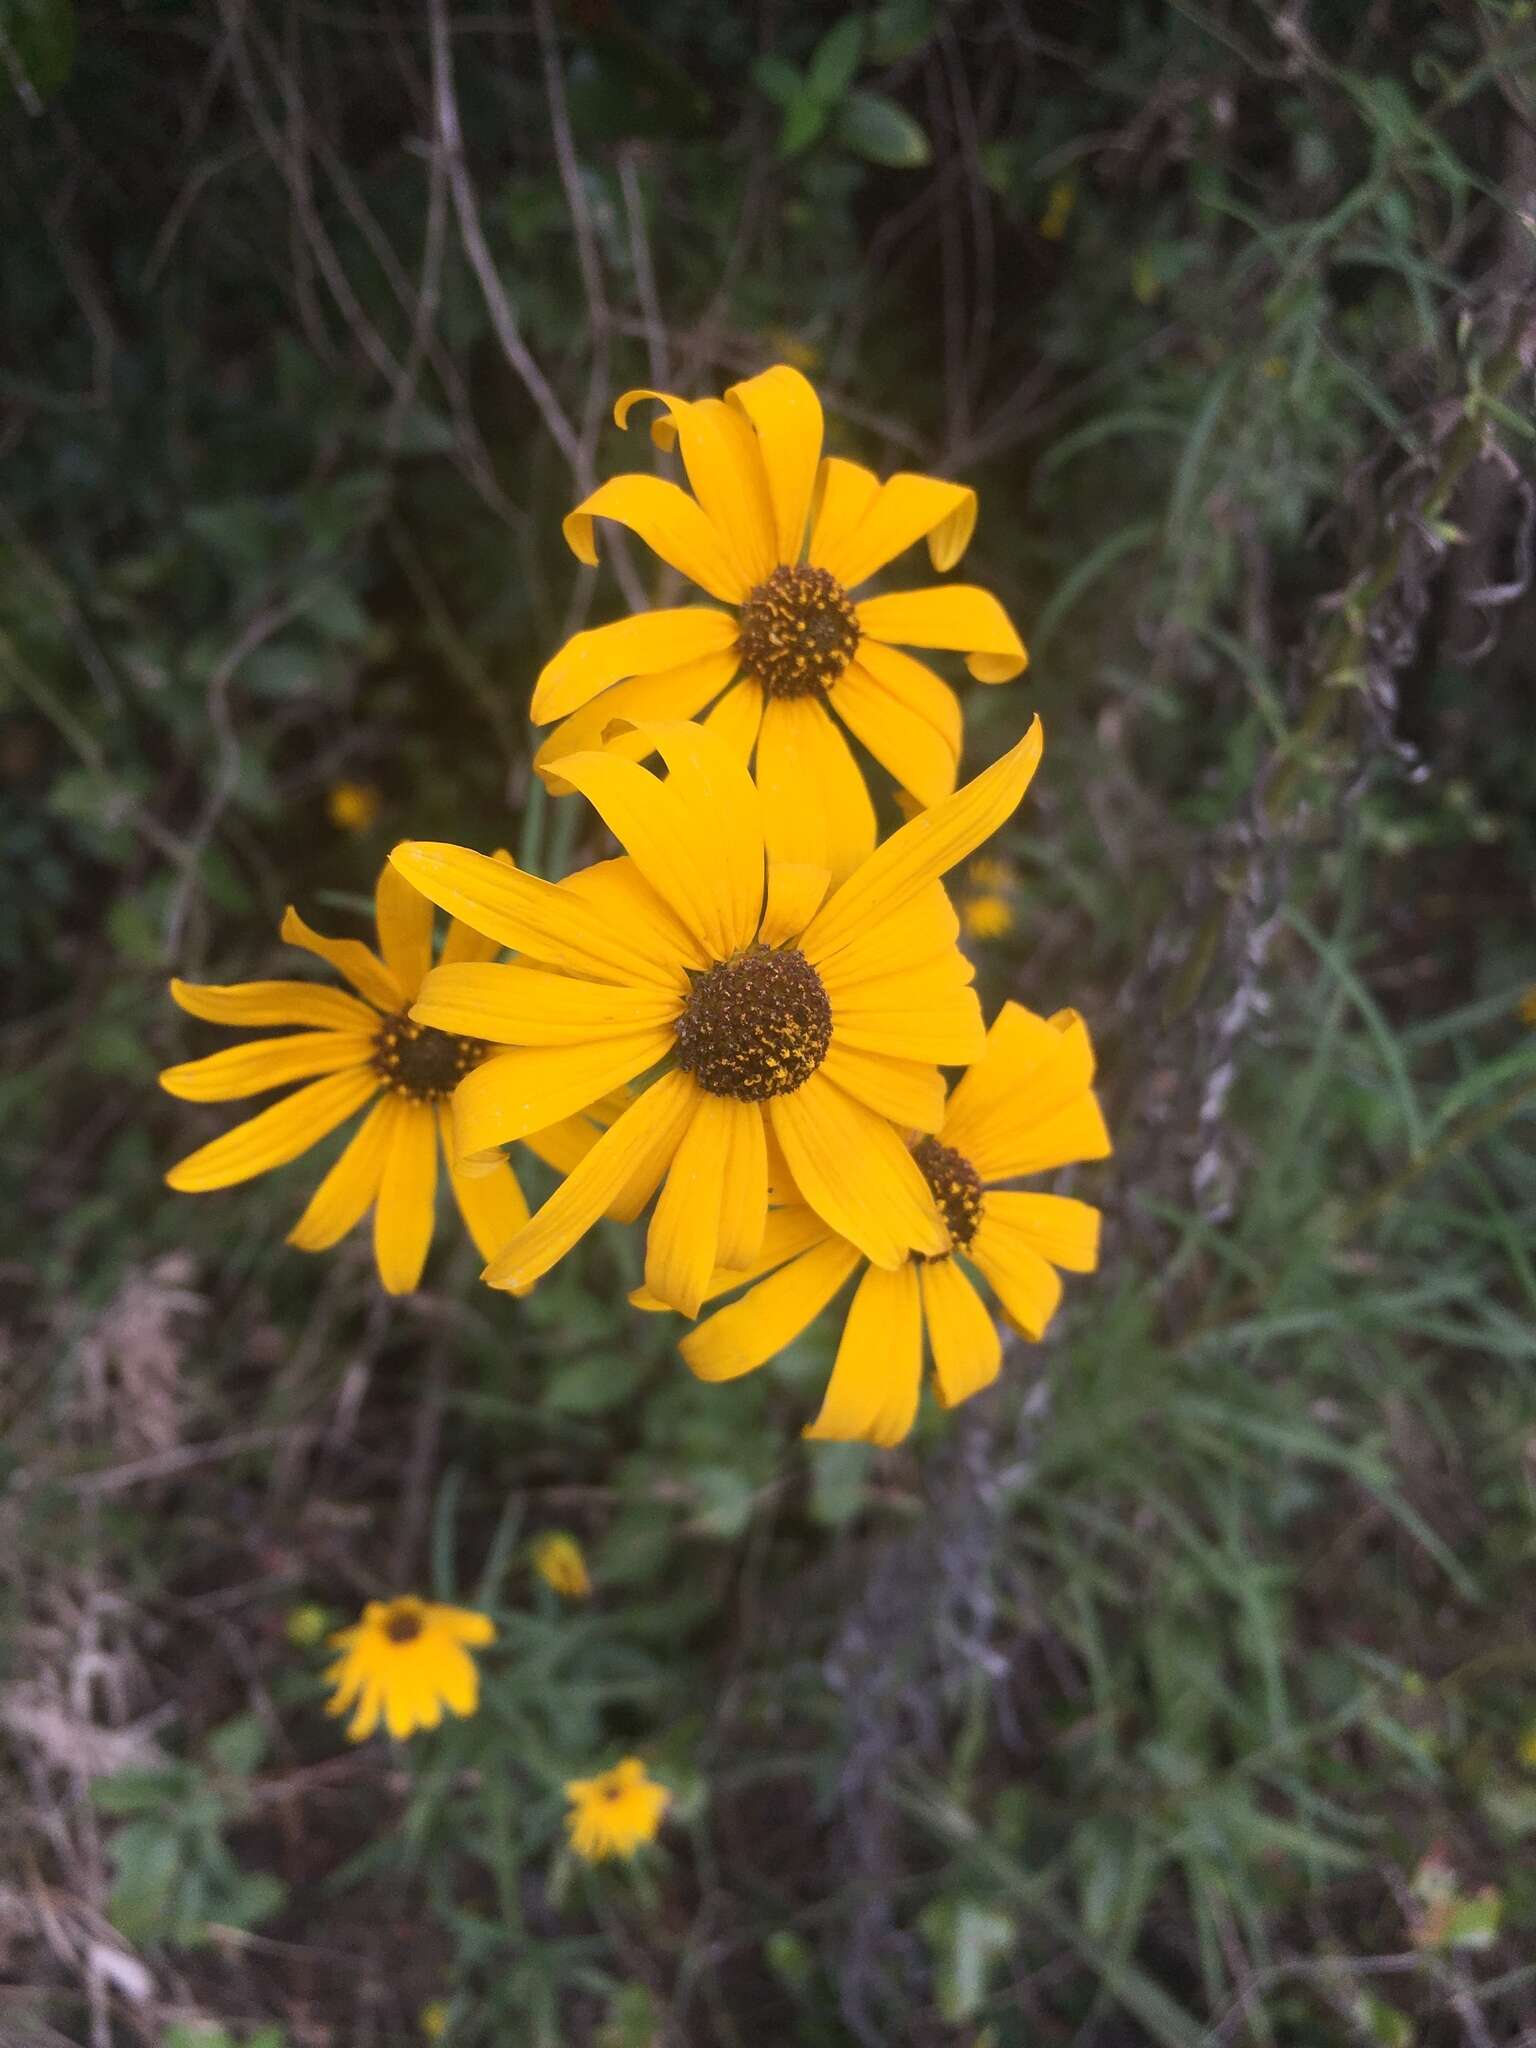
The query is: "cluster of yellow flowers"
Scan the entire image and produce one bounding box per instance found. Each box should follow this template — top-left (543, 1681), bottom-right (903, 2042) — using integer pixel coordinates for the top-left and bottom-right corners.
top-left (161, 365), bottom-right (1109, 1443)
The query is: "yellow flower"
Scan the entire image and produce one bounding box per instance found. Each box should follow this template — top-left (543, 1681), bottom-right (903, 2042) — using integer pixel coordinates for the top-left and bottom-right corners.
top-left (962, 893), bottom-right (1012, 939)
top-left (643, 1005), bottom-right (1109, 1446)
top-left (322, 1594), bottom-right (494, 1742)
top-left (327, 780), bottom-right (381, 834)
top-left (1038, 178), bottom-right (1076, 241)
top-left (966, 855), bottom-right (1014, 892)
top-left (420, 2002), bottom-right (449, 2041)
top-left (564, 1757), bottom-right (671, 1863)
top-left (531, 1530), bottom-right (591, 1600)
top-left (1519, 986), bottom-right (1536, 1026)
top-left (162, 859), bottom-right (605, 1295)
top-left (530, 366), bottom-right (1027, 880)
top-left (391, 716), bottom-right (1044, 1315)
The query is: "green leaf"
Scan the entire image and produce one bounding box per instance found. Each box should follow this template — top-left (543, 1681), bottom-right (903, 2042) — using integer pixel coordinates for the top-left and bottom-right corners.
top-left (835, 91), bottom-right (931, 168)
top-left (751, 52), bottom-right (801, 108)
top-left (871, 0), bottom-right (932, 61)
top-left (542, 1351), bottom-right (645, 1415)
top-left (807, 15), bottom-right (865, 103)
top-left (205, 1713), bottom-right (267, 1779)
top-left (920, 1897), bottom-right (1015, 2023)
top-left (1, 0), bottom-right (76, 101)
top-left (106, 1819), bottom-right (181, 1942)
top-left (779, 91), bottom-right (830, 159)
top-left (91, 1769), bottom-right (188, 1816)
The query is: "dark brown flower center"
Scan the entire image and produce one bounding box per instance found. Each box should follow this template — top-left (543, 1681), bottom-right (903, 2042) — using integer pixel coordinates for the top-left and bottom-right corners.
top-left (912, 1136), bottom-right (984, 1252)
top-left (674, 946), bottom-right (831, 1101)
top-left (738, 564), bottom-right (859, 700)
top-left (374, 1015), bottom-right (485, 1102)
top-left (384, 1605), bottom-right (424, 1643)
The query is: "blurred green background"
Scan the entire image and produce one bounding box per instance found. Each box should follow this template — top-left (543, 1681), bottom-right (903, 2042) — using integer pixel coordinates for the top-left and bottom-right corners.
top-left (4, 1), bottom-right (1536, 2043)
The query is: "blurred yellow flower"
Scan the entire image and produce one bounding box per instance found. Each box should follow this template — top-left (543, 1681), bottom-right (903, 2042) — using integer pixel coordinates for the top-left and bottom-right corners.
top-left (531, 363), bottom-right (1027, 875)
top-left (1518, 1722), bottom-right (1536, 1767)
top-left (393, 718), bottom-right (1044, 1314)
top-left (327, 780), bottom-right (381, 834)
top-left (1519, 986), bottom-right (1536, 1026)
top-left (1038, 178), bottom-right (1076, 241)
top-left (420, 2003), bottom-right (449, 2041)
top-left (1260, 355), bottom-right (1289, 382)
top-left (565, 1757), bottom-right (671, 1863)
top-left (967, 855), bottom-right (1014, 892)
top-left (640, 1004), bottom-right (1109, 1446)
top-left (162, 858), bottom-right (604, 1295)
top-left (962, 893), bottom-right (1013, 940)
top-left (532, 1530), bottom-right (592, 1600)
top-left (323, 1595), bottom-right (494, 1742)
top-left (285, 1603), bottom-right (329, 1647)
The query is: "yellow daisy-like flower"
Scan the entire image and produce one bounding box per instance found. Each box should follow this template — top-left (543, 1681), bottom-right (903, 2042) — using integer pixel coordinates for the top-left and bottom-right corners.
top-left (161, 859), bottom-right (601, 1295)
top-left (531, 1530), bottom-right (591, 1600)
top-left (326, 779), bottom-right (381, 833)
top-left (564, 1757), bottom-right (671, 1863)
top-left (530, 365), bottom-right (1027, 881)
top-left (322, 1594), bottom-right (494, 1742)
top-left (962, 892), bottom-right (1013, 939)
top-left (390, 716), bottom-right (1044, 1315)
top-left (645, 1005), bottom-right (1109, 1446)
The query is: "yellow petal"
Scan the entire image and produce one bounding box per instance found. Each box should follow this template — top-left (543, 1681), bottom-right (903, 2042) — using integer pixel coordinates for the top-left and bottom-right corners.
top-left (373, 1102), bottom-right (438, 1294)
top-left (831, 970), bottom-right (986, 1065)
top-left (411, 961), bottom-right (679, 1045)
top-left (644, 1085), bottom-right (736, 1316)
top-left (433, 1641), bottom-right (480, 1719)
top-left (818, 1040), bottom-right (947, 1132)
top-left (756, 695), bottom-right (876, 886)
top-left (856, 585), bottom-right (1028, 682)
top-left (768, 1072), bottom-right (946, 1266)
top-left (562, 473), bottom-right (746, 602)
top-left (815, 472), bottom-right (976, 588)
top-left (288, 1093), bottom-right (400, 1251)
top-left (829, 658), bottom-right (958, 810)
top-left (389, 842), bottom-right (689, 992)
top-left (451, 1032), bottom-right (674, 1153)
top-left (803, 1261), bottom-right (923, 1447)
top-left (854, 639), bottom-right (961, 753)
top-left (374, 861), bottom-right (434, 999)
top-left (170, 976), bottom-right (379, 1035)
top-left (554, 727), bottom-right (764, 963)
top-left (940, 1004), bottom-right (1110, 1180)
top-left (440, 849), bottom-right (514, 965)
top-left (680, 1234), bottom-right (861, 1381)
top-left (481, 1071), bottom-right (695, 1292)
top-left (439, 1103), bottom-right (533, 1276)
top-left (280, 907), bottom-right (404, 1013)
top-left (807, 456), bottom-right (881, 570)
top-left (615, 387), bottom-right (777, 588)
top-left (716, 1096), bottom-right (769, 1270)
top-left (166, 1067), bottom-right (380, 1193)
top-left (434, 1603), bottom-right (496, 1645)
top-left (969, 1212), bottom-right (1063, 1339)
top-left (812, 882), bottom-right (961, 995)
top-left (758, 861), bottom-right (830, 948)
top-left (920, 1256), bottom-right (1001, 1409)
top-left (701, 676), bottom-right (764, 761)
top-left (159, 1031), bottom-right (373, 1103)
top-left (802, 720), bottom-right (1042, 967)
top-left (532, 607), bottom-right (739, 726)
top-left (980, 1191), bottom-right (1100, 1273)
top-left (632, 1202), bottom-right (833, 1312)
top-left (725, 364), bottom-right (824, 564)
top-left (533, 651), bottom-right (739, 790)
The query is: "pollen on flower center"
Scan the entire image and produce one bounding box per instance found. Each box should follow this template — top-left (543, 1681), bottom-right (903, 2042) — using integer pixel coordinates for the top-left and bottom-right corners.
top-left (384, 1604), bottom-right (424, 1643)
top-left (674, 945), bottom-right (832, 1101)
top-left (738, 564), bottom-right (859, 700)
top-left (912, 1136), bottom-right (984, 1252)
top-left (374, 1014), bottom-right (484, 1102)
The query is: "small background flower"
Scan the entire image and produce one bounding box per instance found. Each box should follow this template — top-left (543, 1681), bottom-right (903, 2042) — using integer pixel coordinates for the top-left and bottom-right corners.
top-left (531, 1530), bottom-right (591, 1600)
top-left (326, 780), bottom-right (382, 834)
top-left (564, 1758), bottom-right (671, 1863)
